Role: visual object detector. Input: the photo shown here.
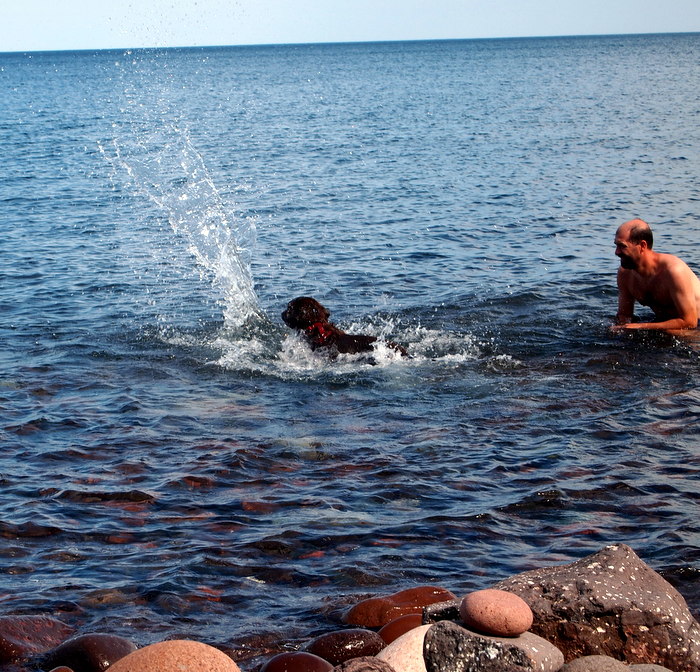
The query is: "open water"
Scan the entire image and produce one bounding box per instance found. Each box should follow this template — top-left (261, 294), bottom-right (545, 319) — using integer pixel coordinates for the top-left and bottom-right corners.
top-left (1, 33), bottom-right (700, 668)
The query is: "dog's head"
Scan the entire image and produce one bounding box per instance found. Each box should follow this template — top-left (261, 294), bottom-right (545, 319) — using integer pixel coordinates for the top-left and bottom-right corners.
top-left (281, 297), bottom-right (331, 330)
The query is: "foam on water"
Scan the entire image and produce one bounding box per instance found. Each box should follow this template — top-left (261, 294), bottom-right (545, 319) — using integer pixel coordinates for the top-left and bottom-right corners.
top-left (212, 317), bottom-right (489, 380)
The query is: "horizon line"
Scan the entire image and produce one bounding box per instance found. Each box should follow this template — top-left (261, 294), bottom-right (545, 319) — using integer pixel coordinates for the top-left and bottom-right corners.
top-left (2, 30), bottom-right (699, 56)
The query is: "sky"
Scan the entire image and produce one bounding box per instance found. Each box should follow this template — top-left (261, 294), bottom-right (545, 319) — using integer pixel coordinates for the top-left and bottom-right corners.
top-left (3, 0), bottom-right (700, 53)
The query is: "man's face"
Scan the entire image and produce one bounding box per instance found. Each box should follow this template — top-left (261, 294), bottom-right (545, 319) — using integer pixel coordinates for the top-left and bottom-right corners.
top-left (614, 232), bottom-right (640, 270)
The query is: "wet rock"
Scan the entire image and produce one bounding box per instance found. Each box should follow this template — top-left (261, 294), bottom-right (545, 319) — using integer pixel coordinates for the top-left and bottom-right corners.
top-left (421, 600), bottom-right (461, 624)
top-left (494, 544), bottom-right (700, 671)
top-left (303, 629), bottom-right (385, 665)
top-left (460, 588), bottom-right (533, 636)
top-left (0, 615), bottom-right (74, 664)
top-left (344, 586), bottom-right (456, 628)
top-left (43, 633), bottom-right (136, 672)
top-left (260, 651), bottom-right (334, 671)
top-left (332, 657), bottom-right (397, 672)
top-left (560, 655), bottom-right (628, 671)
top-left (375, 624), bottom-right (431, 672)
top-left (108, 639), bottom-right (241, 671)
top-left (378, 614), bottom-right (424, 644)
top-left (423, 620), bottom-right (563, 672)
top-left (48, 668), bottom-right (75, 672)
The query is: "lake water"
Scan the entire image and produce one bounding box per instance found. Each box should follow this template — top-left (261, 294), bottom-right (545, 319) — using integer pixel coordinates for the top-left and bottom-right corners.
top-left (1, 33), bottom-right (699, 668)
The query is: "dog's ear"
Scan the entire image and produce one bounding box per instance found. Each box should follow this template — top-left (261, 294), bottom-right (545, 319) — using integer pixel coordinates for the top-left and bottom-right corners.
top-left (304, 298), bottom-right (331, 324)
top-left (300, 298), bottom-right (330, 325)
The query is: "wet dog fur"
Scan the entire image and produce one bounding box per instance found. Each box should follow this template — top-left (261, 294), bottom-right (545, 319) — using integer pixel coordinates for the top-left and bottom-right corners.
top-left (281, 296), bottom-right (407, 357)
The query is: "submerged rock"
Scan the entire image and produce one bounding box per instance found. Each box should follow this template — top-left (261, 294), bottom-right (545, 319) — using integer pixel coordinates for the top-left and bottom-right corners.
top-left (494, 543), bottom-right (700, 671)
top-left (0, 615), bottom-right (74, 664)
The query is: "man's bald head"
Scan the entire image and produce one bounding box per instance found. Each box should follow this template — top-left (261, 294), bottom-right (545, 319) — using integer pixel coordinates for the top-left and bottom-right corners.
top-left (617, 218), bottom-right (653, 249)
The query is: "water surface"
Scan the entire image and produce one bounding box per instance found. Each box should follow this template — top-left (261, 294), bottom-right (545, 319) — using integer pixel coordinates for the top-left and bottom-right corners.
top-left (1, 34), bottom-right (699, 668)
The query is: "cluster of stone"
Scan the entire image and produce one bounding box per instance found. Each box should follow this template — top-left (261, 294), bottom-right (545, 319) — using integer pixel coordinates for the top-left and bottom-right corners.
top-left (0, 544), bottom-right (697, 671)
top-left (374, 588), bottom-right (562, 672)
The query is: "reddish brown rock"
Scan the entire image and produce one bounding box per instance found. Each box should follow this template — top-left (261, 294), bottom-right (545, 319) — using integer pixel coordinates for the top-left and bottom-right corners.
top-left (378, 614), bottom-right (423, 644)
top-left (48, 667), bottom-right (75, 672)
top-left (494, 543), bottom-right (700, 671)
top-left (108, 640), bottom-right (240, 671)
top-left (0, 615), bottom-right (74, 664)
top-left (333, 657), bottom-right (397, 672)
top-left (43, 633), bottom-right (136, 672)
top-left (260, 651), bottom-right (333, 672)
top-left (460, 589), bottom-right (533, 637)
top-left (344, 587), bottom-right (456, 628)
top-left (303, 629), bottom-right (385, 666)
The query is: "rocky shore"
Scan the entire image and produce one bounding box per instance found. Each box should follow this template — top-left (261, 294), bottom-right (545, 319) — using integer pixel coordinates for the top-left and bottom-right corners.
top-left (1, 544), bottom-right (698, 671)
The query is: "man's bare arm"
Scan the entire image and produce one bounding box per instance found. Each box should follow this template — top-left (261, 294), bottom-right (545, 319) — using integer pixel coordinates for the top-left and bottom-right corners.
top-left (618, 264), bottom-right (698, 331)
top-left (614, 268), bottom-right (635, 325)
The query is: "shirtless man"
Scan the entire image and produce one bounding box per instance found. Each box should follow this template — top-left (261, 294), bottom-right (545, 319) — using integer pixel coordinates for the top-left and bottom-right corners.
top-left (613, 218), bottom-right (700, 331)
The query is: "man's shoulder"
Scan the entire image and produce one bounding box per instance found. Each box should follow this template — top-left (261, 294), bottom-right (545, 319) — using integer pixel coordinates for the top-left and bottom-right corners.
top-left (655, 252), bottom-right (700, 291)
top-left (657, 252), bottom-right (693, 274)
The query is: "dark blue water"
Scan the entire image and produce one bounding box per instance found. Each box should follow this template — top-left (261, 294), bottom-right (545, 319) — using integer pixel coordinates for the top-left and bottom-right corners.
top-left (1, 34), bottom-right (700, 668)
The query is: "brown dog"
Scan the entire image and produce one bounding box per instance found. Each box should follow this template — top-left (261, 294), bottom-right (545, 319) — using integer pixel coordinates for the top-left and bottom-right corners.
top-left (281, 297), bottom-right (407, 357)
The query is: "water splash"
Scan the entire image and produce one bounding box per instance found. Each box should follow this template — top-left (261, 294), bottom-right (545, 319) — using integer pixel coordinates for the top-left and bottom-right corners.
top-left (213, 315), bottom-right (491, 379)
top-left (100, 122), bottom-right (260, 328)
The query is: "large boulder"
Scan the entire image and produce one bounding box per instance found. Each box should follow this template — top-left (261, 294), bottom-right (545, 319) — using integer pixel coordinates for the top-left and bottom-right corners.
top-left (423, 620), bottom-right (531, 672)
top-left (423, 620), bottom-right (563, 672)
top-left (494, 544), bottom-right (700, 672)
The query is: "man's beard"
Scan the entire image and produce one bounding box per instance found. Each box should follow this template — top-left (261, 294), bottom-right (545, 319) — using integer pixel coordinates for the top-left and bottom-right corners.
top-left (619, 255), bottom-right (636, 270)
